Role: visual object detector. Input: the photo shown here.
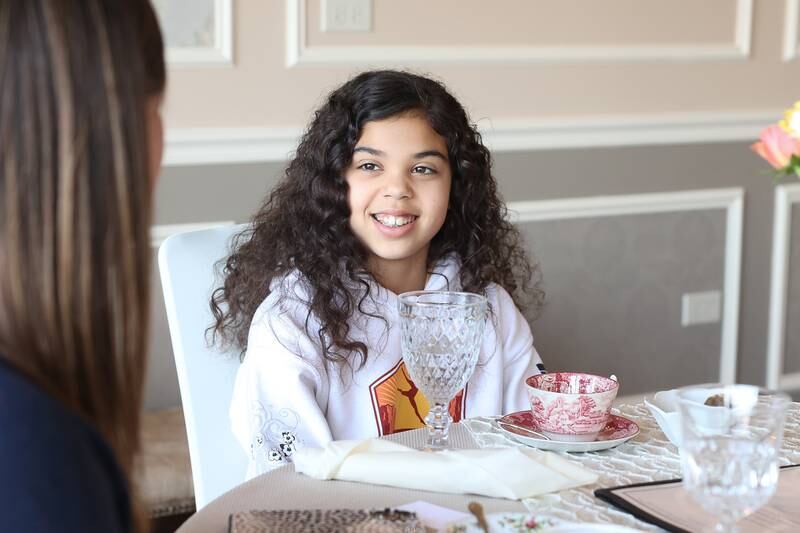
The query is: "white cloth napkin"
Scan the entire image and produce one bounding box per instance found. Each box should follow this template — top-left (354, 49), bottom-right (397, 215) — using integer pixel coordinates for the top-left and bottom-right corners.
top-left (293, 439), bottom-right (598, 500)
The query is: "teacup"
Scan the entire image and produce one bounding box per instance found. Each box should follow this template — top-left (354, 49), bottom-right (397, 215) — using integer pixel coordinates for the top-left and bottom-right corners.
top-left (525, 372), bottom-right (619, 442)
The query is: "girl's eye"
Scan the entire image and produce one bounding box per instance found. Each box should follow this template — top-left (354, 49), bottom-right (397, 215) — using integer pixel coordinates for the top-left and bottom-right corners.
top-left (357, 162), bottom-right (379, 172)
top-left (412, 165), bottom-right (436, 175)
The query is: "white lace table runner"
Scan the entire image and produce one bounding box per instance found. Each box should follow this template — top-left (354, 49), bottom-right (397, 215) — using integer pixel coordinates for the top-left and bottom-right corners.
top-left (462, 403), bottom-right (800, 532)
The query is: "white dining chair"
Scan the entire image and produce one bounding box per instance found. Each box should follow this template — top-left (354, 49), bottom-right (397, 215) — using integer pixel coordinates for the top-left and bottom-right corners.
top-left (158, 223), bottom-right (249, 509)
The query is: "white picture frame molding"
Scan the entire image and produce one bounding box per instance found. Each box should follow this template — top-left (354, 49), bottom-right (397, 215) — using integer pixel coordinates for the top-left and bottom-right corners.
top-left (784, 0), bottom-right (800, 61)
top-left (286, 0), bottom-right (752, 67)
top-left (507, 188), bottom-right (745, 385)
top-left (766, 184), bottom-right (800, 390)
top-left (166, 0), bottom-right (234, 67)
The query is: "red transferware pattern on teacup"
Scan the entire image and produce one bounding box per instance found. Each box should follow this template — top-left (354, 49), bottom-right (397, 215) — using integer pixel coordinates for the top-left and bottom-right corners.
top-left (525, 372), bottom-right (619, 440)
top-left (529, 395), bottom-right (608, 434)
top-left (501, 411), bottom-right (639, 442)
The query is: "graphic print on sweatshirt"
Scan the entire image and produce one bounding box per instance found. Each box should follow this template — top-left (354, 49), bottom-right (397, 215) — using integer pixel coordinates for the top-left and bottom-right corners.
top-left (369, 359), bottom-right (465, 435)
top-left (249, 401), bottom-right (301, 469)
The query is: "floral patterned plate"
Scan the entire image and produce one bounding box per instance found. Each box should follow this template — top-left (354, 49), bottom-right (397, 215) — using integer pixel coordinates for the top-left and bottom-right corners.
top-left (496, 411), bottom-right (639, 452)
top-left (446, 513), bottom-right (642, 532)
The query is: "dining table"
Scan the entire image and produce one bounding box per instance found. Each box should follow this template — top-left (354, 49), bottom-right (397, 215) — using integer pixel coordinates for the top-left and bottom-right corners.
top-left (177, 402), bottom-right (800, 532)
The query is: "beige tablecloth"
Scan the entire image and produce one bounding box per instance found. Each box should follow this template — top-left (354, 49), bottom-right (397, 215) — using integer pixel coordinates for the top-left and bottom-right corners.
top-left (178, 403), bottom-right (800, 533)
top-left (177, 423), bottom-right (527, 533)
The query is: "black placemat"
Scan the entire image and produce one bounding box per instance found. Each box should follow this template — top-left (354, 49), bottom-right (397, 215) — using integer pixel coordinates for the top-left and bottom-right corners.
top-left (595, 464), bottom-right (800, 533)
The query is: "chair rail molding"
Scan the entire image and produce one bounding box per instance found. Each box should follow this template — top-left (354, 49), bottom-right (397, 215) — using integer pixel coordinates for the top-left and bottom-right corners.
top-left (784, 0), bottom-right (800, 61)
top-left (162, 110), bottom-right (776, 166)
top-left (164, 127), bottom-right (302, 166)
top-left (150, 221), bottom-right (236, 248)
top-left (507, 188), bottom-right (745, 385)
top-left (165, 0), bottom-right (234, 67)
top-left (286, 0), bottom-right (752, 67)
top-left (766, 184), bottom-right (800, 390)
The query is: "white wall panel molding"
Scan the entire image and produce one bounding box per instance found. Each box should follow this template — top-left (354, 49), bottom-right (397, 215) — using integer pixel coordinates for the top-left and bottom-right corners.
top-left (784, 0), bottom-right (800, 61)
top-left (166, 0), bottom-right (234, 67)
top-left (164, 127), bottom-right (302, 166)
top-left (163, 111), bottom-right (776, 166)
top-left (150, 221), bottom-right (236, 248)
top-left (286, 0), bottom-right (752, 67)
top-left (508, 188), bottom-right (744, 385)
top-left (478, 111), bottom-right (773, 152)
top-left (766, 184), bottom-right (800, 390)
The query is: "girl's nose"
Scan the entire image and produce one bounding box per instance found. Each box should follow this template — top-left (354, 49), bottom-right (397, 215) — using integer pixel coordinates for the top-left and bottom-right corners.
top-left (382, 171), bottom-right (412, 200)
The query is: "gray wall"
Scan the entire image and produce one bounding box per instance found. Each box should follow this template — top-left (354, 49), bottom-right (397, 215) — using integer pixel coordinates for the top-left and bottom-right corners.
top-left (523, 211), bottom-right (725, 394)
top-left (144, 140), bottom-right (795, 410)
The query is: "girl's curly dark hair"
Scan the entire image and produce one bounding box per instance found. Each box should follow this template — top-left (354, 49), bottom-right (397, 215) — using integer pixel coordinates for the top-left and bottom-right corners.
top-left (210, 70), bottom-right (543, 367)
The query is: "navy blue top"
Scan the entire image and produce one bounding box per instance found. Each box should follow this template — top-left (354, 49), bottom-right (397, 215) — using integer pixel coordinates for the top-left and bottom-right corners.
top-left (0, 358), bottom-right (131, 532)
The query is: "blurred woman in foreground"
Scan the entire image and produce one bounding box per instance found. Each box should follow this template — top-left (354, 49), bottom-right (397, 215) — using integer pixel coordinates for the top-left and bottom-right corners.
top-left (0, 1), bottom-right (165, 531)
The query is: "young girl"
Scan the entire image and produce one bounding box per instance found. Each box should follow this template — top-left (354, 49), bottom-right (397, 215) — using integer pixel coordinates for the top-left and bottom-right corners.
top-left (211, 70), bottom-right (545, 477)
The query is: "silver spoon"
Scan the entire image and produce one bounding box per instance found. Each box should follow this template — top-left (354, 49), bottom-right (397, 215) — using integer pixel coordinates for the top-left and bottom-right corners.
top-left (497, 420), bottom-right (551, 440)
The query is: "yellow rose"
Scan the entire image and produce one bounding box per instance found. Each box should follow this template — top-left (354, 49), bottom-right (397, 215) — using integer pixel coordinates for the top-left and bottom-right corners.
top-left (779, 101), bottom-right (800, 138)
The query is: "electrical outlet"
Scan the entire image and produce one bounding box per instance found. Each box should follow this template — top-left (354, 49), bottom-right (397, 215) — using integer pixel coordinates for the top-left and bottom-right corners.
top-left (321, 0), bottom-right (372, 32)
top-left (681, 290), bottom-right (722, 327)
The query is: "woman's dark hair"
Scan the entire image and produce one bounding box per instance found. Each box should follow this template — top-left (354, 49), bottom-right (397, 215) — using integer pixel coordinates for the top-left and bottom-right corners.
top-left (211, 70), bottom-right (543, 368)
top-left (0, 1), bottom-right (165, 530)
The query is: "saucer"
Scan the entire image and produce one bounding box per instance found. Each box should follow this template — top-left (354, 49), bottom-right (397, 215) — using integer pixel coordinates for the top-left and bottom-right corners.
top-left (496, 411), bottom-right (639, 452)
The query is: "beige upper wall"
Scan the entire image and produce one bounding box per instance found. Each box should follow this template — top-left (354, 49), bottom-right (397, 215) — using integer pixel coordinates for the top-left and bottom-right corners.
top-left (163, 0), bottom-right (800, 129)
top-left (305, 0), bottom-right (734, 46)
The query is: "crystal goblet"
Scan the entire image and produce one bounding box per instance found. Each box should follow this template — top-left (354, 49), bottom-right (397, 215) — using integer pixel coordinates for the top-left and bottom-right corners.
top-left (677, 383), bottom-right (790, 533)
top-left (398, 290), bottom-right (487, 450)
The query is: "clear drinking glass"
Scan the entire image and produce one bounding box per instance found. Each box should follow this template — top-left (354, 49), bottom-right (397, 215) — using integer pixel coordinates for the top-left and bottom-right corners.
top-left (677, 384), bottom-right (790, 533)
top-left (398, 290), bottom-right (488, 450)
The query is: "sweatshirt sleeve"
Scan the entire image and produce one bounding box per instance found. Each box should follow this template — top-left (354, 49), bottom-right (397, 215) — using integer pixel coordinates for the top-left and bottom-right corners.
top-left (229, 297), bottom-right (332, 479)
top-left (493, 286), bottom-right (545, 415)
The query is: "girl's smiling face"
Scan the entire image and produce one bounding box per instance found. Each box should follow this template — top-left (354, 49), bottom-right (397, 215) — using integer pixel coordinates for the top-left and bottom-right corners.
top-left (345, 112), bottom-right (451, 283)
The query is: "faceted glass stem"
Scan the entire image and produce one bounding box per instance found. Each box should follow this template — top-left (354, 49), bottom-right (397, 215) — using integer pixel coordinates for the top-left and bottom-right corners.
top-left (713, 517), bottom-right (739, 533)
top-left (424, 403), bottom-right (452, 451)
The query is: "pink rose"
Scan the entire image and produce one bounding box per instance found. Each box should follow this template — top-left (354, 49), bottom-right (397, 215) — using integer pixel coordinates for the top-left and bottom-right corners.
top-left (751, 124), bottom-right (800, 170)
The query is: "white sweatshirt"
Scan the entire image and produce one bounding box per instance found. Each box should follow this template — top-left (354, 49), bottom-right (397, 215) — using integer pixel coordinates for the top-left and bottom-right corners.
top-left (229, 256), bottom-right (544, 478)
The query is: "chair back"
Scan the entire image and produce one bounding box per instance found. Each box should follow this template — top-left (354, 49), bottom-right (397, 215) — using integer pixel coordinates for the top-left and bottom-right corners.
top-left (158, 223), bottom-right (248, 509)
